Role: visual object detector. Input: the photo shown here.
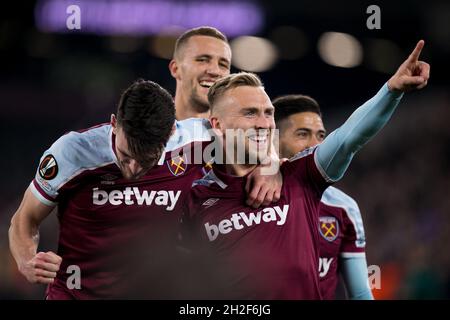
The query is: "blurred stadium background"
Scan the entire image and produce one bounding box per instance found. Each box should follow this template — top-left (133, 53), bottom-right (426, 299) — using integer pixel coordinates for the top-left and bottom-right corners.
top-left (1, 0), bottom-right (449, 299)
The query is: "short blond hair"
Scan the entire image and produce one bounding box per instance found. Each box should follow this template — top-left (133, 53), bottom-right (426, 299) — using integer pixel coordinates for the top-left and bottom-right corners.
top-left (207, 72), bottom-right (263, 109)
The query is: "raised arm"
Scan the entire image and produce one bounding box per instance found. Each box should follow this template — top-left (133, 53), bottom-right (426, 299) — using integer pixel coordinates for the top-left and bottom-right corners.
top-left (316, 40), bottom-right (430, 182)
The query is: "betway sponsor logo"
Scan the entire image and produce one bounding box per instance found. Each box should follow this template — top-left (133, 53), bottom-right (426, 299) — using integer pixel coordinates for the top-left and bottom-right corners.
top-left (92, 187), bottom-right (181, 211)
top-left (204, 205), bottom-right (289, 242)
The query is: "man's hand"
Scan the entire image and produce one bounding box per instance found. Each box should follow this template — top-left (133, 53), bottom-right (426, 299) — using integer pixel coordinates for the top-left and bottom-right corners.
top-left (245, 166), bottom-right (283, 209)
top-left (19, 251), bottom-right (62, 284)
top-left (388, 40), bottom-right (430, 92)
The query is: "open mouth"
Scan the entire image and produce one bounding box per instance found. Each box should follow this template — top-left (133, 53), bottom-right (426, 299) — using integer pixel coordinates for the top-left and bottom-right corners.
top-left (199, 80), bottom-right (215, 89)
top-left (248, 135), bottom-right (269, 147)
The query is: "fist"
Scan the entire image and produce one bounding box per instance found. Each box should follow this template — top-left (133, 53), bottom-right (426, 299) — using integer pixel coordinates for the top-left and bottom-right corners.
top-left (19, 251), bottom-right (62, 284)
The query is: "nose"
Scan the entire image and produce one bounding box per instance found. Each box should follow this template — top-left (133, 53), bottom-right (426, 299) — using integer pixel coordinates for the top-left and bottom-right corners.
top-left (307, 136), bottom-right (321, 148)
top-left (255, 114), bottom-right (272, 129)
top-left (128, 159), bottom-right (143, 176)
top-left (205, 62), bottom-right (222, 77)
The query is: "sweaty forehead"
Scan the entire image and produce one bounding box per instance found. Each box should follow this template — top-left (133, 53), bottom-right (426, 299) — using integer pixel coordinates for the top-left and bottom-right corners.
top-left (178, 35), bottom-right (231, 60)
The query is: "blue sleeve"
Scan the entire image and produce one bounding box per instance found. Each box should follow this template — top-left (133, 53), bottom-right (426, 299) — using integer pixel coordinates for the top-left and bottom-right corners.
top-left (165, 118), bottom-right (212, 152)
top-left (315, 83), bottom-right (404, 182)
top-left (340, 256), bottom-right (374, 300)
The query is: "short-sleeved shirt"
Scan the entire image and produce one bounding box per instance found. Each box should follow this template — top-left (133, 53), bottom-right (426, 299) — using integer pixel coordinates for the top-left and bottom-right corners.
top-left (31, 119), bottom-right (211, 299)
top-left (318, 186), bottom-right (366, 299)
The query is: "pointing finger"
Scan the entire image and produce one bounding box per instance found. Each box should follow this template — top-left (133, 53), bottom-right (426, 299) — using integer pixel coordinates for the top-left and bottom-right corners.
top-left (408, 40), bottom-right (425, 63)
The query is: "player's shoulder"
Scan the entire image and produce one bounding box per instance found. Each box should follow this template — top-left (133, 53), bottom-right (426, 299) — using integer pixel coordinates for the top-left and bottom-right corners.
top-left (321, 186), bottom-right (361, 218)
top-left (191, 169), bottom-right (226, 191)
top-left (51, 123), bottom-right (112, 160)
top-left (177, 117), bottom-right (211, 131)
top-left (166, 118), bottom-right (212, 152)
top-left (32, 123), bottom-right (115, 204)
top-left (288, 146), bottom-right (317, 163)
top-left (58, 123), bottom-right (109, 145)
top-left (281, 146), bottom-right (317, 175)
top-left (176, 117), bottom-right (211, 142)
top-left (184, 169), bottom-right (227, 216)
top-left (41, 123), bottom-right (115, 177)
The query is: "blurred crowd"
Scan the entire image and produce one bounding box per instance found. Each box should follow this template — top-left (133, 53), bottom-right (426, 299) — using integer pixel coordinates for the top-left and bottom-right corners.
top-left (333, 89), bottom-right (450, 299)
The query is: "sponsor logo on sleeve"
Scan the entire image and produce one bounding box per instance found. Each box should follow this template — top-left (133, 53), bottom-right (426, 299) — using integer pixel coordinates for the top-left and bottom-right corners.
top-left (39, 155), bottom-right (58, 180)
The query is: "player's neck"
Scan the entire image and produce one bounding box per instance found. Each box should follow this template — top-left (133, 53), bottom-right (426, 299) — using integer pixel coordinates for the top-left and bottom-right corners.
top-left (175, 93), bottom-right (210, 120)
top-left (225, 163), bottom-right (257, 177)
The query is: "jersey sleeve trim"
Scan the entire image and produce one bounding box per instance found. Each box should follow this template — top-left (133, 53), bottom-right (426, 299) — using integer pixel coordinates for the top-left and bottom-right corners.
top-left (30, 180), bottom-right (57, 206)
top-left (314, 151), bottom-right (334, 183)
top-left (340, 252), bottom-right (366, 258)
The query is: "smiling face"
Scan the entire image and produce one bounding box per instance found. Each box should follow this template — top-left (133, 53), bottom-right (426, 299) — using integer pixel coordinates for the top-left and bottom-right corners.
top-left (211, 86), bottom-right (275, 164)
top-left (171, 35), bottom-right (232, 114)
top-left (278, 111), bottom-right (326, 159)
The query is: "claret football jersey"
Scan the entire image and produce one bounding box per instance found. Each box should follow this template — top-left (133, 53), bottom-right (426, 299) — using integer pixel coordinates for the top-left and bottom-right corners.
top-left (318, 186), bottom-right (366, 299)
top-left (31, 119), bottom-right (211, 299)
top-left (181, 147), bottom-right (332, 299)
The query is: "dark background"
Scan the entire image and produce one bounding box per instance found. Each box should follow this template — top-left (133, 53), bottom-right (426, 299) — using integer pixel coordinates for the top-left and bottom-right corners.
top-left (1, 0), bottom-right (449, 299)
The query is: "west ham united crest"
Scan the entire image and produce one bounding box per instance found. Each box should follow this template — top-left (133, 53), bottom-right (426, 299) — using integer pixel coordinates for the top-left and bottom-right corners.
top-left (319, 216), bottom-right (339, 242)
top-left (167, 154), bottom-right (187, 176)
top-left (38, 154), bottom-right (58, 180)
top-left (202, 160), bottom-right (213, 175)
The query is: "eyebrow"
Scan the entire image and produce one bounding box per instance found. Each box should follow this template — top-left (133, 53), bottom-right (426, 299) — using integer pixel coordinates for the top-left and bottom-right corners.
top-left (195, 54), bottom-right (212, 60)
top-left (195, 54), bottom-right (230, 64)
top-left (296, 127), bottom-right (327, 134)
top-left (241, 107), bottom-right (260, 113)
top-left (241, 106), bottom-right (274, 113)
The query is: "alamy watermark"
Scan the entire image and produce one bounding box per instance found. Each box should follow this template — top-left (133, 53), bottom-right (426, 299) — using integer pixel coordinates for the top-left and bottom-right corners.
top-left (367, 5), bottom-right (381, 30)
top-left (66, 5), bottom-right (81, 30)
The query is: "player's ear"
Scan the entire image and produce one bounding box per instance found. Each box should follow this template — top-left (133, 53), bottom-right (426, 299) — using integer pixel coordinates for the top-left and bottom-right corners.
top-left (111, 114), bottom-right (117, 132)
top-left (169, 59), bottom-right (179, 79)
top-left (210, 116), bottom-right (220, 130)
top-left (209, 117), bottom-right (224, 142)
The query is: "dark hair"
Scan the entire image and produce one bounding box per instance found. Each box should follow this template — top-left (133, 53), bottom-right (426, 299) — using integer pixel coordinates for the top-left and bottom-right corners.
top-left (116, 79), bottom-right (175, 167)
top-left (272, 95), bottom-right (322, 126)
top-left (174, 26), bottom-right (228, 59)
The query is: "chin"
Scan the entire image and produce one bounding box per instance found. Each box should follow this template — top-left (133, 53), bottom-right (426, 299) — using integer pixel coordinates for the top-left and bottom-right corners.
top-left (191, 94), bottom-right (210, 112)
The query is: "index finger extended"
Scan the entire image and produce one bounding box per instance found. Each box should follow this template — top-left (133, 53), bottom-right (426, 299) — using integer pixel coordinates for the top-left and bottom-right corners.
top-left (408, 40), bottom-right (425, 63)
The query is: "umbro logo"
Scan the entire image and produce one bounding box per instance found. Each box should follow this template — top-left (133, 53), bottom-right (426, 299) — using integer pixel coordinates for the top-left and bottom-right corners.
top-left (202, 198), bottom-right (219, 207)
top-left (100, 173), bottom-right (118, 185)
